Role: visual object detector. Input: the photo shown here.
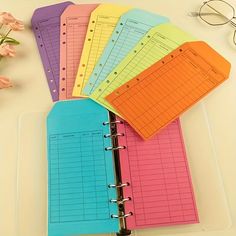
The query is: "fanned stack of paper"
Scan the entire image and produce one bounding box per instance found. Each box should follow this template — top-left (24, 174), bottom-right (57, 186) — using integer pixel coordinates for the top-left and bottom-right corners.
top-left (31, 2), bottom-right (231, 235)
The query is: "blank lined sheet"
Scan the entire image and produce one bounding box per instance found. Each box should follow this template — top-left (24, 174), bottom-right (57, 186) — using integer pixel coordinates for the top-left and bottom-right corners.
top-left (90, 23), bottom-right (194, 114)
top-left (107, 41), bottom-right (231, 140)
top-left (72, 4), bottom-right (131, 97)
top-left (59, 4), bottom-right (98, 100)
top-left (47, 99), bottom-right (119, 235)
top-left (82, 9), bottom-right (168, 96)
top-left (117, 119), bottom-right (198, 229)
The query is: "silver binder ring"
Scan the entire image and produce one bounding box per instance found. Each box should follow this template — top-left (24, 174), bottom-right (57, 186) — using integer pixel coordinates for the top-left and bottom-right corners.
top-left (108, 182), bottom-right (130, 188)
top-left (110, 197), bottom-right (131, 204)
top-left (105, 146), bottom-right (126, 151)
top-left (103, 120), bottom-right (123, 125)
top-left (104, 133), bottom-right (124, 138)
top-left (111, 212), bottom-right (133, 219)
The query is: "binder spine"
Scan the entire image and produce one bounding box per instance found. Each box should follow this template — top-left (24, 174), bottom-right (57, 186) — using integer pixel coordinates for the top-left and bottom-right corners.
top-left (103, 113), bottom-right (132, 236)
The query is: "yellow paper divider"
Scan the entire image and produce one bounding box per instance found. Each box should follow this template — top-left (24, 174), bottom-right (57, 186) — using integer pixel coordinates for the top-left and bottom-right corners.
top-left (72, 4), bottom-right (131, 97)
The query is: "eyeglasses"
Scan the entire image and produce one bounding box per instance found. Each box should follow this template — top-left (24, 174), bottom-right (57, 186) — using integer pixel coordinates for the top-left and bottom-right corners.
top-left (189, 0), bottom-right (236, 45)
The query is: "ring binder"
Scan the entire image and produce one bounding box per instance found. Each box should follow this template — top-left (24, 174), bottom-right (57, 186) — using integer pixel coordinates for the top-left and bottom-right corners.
top-left (105, 146), bottom-right (126, 151)
top-left (110, 197), bottom-right (131, 204)
top-left (111, 212), bottom-right (133, 219)
top-left (108, 182), bottom-right (130, 188)
top-left (105, 113), bottom-right (132, 236)
top-left (104, 133), bottom-right (124, 138)
top-left (103, 120), bottom-right (123, 125)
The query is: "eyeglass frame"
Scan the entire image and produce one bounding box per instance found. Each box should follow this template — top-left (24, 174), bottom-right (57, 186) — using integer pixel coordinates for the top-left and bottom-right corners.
top-left (192, 0), bottom-right (236, 45)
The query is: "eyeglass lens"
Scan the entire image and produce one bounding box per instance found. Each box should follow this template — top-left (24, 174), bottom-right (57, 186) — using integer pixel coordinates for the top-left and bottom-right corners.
top-left (200, 0), bottom-right (235, 25)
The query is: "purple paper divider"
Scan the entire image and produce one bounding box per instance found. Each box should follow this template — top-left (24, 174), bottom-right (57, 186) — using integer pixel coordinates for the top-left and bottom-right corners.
top-left (31, 2), bottom-right (74, 101)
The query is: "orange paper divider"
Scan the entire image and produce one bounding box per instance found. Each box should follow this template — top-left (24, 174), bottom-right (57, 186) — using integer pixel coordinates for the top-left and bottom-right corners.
top-left (106, 41), bottom-right (231, 140)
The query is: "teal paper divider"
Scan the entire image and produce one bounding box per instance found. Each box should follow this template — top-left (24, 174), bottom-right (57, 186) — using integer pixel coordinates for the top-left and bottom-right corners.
top-left (47, 99), bottom-right (119, 236)
top-left (83, 8), bottom-right (169, 96)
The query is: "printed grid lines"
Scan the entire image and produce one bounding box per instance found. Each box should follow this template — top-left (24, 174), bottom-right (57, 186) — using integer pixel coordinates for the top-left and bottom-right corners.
top-left (49, 131), bottom-right (110, 223)
top-left (84, 18), bottom-right (153, 95)
top-left (109, 47), bottom-right (224, 139)
top-left (80, 15), bottom-right (119, 90)
top-left (91, 32), bottom-right (179, 113)
top-left (64, 16), bottom-right (89, 98)
top-left (121, 121), bottom-right (198, 227)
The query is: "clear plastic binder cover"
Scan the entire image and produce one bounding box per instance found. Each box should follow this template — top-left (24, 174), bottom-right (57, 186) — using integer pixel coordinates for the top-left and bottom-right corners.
top-left (17, 105), bottom-right (231, 236)
top-left (116, 102), bottom-right (231, 233)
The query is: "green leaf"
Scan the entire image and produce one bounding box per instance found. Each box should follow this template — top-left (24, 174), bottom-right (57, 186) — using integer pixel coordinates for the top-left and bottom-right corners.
top-left (0, 36), bottom-right (20, 45)
top-left (3, 39), bottom-right (20, 45)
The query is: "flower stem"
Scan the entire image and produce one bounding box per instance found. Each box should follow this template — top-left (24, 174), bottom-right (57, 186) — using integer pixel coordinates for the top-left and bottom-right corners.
top-left (0, 29), bottom-right (12, 44)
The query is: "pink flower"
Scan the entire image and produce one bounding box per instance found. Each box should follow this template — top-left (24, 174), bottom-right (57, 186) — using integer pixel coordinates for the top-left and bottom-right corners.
top-left (0, 43), bottom-right (16, 57)
top-left (9, 19), bottom-right (24, 31)
top-left (0, 12), bottom-right (16, 25)
top-left (0, 76), bottom-right (12, 89)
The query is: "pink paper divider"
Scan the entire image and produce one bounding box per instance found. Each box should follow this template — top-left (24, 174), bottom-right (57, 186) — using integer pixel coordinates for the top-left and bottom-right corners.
top-left (59, 4), bottom-right (99, 100)
top-left (116, 118), bottom-right (199, 229)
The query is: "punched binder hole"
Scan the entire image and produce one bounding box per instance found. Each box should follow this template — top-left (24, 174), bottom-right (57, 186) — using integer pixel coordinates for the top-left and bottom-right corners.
top-left (116, 31), bottom-right (119, 34)
top-left (47, 69), bottom-right (51, 72)
top-left (106, 80), bottom-right (110, 83)
top-left (141, 42), bottom-right (144, 45)
top-left (35, 27), bottom-right (38, 30)
top-left (62, 67), bottom-right (65, 70)
top-left (126, 85), bottom-right (130, 88)
top-left (88, 38), bottom-right (91, 41)
top-left (114, 72), bottom-right (117, 75)
top-left (120, 23), bottom-right (123, 25)
top-left (134, 50), bottom-right (137, 53)
top-left (162, 61), bottom-right (165, 64)
top-left (80, 74), bottom-right (83, 77)
top-left (115, 91), bottom-right (119, 95)
top-left (90, 29), bottom-right (93, 32)
top-left (77, 84), bottom-right (80, 87)
top-left (136, 78), bottom-right (140, 81)
top-left (98, 89), bottom-right (102, 92)
top-left (62, 41), bottom-right (66, 44)
top-left (92, 20), bottom-right (95, 23)
top-left (38, 35), bottom-right (40, 38)
top-left (62, 78), bottom-right (65, 81)
top-left (94, 73), bottom-right (97, 76)
top-left (63, 32), bottom-right (66, 35)
top-left (99, 64), bottom-right (102, 67)
top-left (40, 44), bottom-right (43, 47)
top-left (171, 55), bottom-right (174, 58)
top-left (147, 35), bottom-right (151, 38)
top-left (62, 88), bottom-right (65, 91)
top-left (179, 48), bottom-right (183, 52)
top-left (63, 23), bottom-right (66, 26)
top-left (82, 64), bottom-right (85, 67)
top-left (112, 39), bottom-right (115, 42)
